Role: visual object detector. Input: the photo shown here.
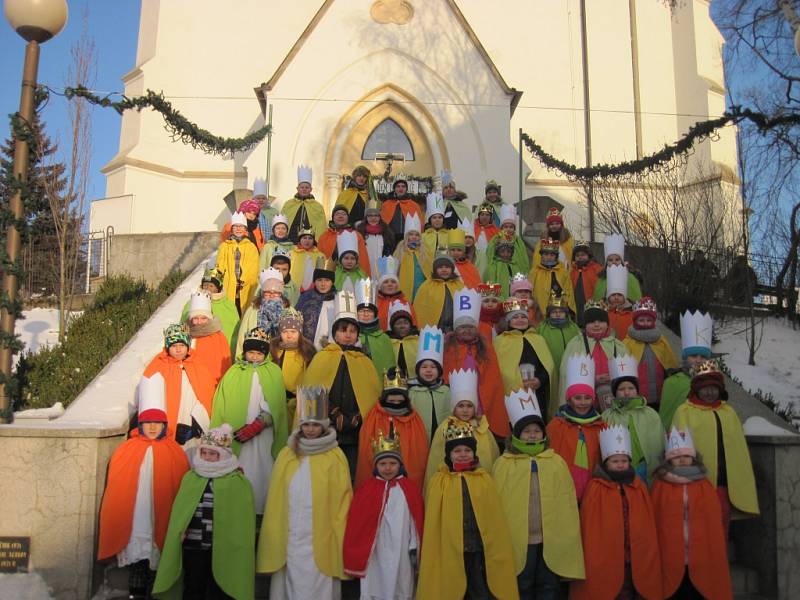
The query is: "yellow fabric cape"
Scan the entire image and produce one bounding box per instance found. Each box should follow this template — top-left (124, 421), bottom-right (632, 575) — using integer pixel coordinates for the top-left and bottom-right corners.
top-left (493, 330), bottom-right (558, 420)
top-left (413, 278), bottom-right (465, 329)
top-left (336, 187), bottom-right (369, 216)
top-left (395, 245), bottom-right (426, 302)
top-left (491, 450), bottom-right (584, 579)
top-left (302, 343), bottom-right (381, 418)
top-left (255, 445), bottom-right (352, 576)
top-left (420, 228), bottom-right (450, 276)
top-left (623, 336), bottom-right (678, 370)
top-left (418, 466), bottom-right (520, 600)
top-left (216, 237), bottom-right (260, 308)
top-left (289, 247), bottom-right (324, 289)
top-left (424, 416), bottom-right (499, 489)
top-left (529, 264), bottom-right (576, 315)
top-left (282, 197), bottom-right (328, 240)
top-left (673, 402), bottom-right (759, 517)
top-left (391, 335), bottom-right (418, 374)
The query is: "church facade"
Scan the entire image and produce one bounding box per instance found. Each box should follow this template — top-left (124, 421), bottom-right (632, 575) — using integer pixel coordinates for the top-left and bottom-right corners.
top-left (90, 0), bottom-right (736, 240)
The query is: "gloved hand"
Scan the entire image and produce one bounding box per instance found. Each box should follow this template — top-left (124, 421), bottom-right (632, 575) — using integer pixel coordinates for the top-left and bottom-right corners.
top-left (234, 419), bottom-right (266, 443)
top-left (175, 423), bottom-right (193, 445)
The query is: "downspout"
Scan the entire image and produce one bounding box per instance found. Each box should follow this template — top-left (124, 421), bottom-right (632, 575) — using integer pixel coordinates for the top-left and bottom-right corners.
top-left (579, 0), bottom-right (595, 241)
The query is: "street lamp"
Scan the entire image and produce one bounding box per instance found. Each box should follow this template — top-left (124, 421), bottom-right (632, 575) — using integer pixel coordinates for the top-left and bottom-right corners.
top-left (1, 0), bottom-right (68, 423)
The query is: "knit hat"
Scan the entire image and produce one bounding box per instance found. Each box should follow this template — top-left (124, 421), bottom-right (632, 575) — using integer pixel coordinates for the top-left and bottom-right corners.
top-left (545, 207), bottom-right (563, 225)
top-left (243, 326), bottom-right (271, 355)
top-left (432, 247), bottom-right (455, 272)
top-left (199, 424), bottom-right (234, 460)
top-left (352, 165), bottom-right (370, 179)
top-left (583, 299), bottom-right (609, 324)
top-left (187, 291), bottom-right (213, 319)
top-left (163, 324), bottom-right (190, 349)
top-left (331, 204), bottom-right (349, 219)
top-left (510, 273), bottom-right (532, 295)
top-left (484, 179), bottom-right (501, 193)
top-left (313, 256), bottom-right (336, 281)
top-left (259, 268), bottom-right (285, 293)
top-left (239, 199), bottom-right (261, 214)
top-left (392, 179), bottom-right (408, 191)
top-left (279, 307), bottom-right (303, 332)
top-left (201, 267), bottom-right (224, 291)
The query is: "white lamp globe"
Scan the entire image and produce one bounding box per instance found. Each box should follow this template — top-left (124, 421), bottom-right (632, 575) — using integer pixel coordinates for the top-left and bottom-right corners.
top-left (4, 0), bottom-right (68, 43)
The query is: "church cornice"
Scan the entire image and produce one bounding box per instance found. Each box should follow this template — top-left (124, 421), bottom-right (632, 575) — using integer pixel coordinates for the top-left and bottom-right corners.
top-left (101, 155), bottom-right (245, 181)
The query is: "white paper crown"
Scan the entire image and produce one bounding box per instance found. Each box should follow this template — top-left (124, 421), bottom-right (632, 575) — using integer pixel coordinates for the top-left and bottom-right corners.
top-left (600, 425), bottom-right (632, 460)
top-left (334, 289), bottom-right (358, 324)
top-left (565, 354), bottom-right (595, 391)
top-left (440, 169), bottom-right (454, 187)
top-left (416, 325), bottom-right (444, 367)
top-left (454, 288), bottom-right (481, 328)
top-left (606, 264), bottom-right (629, 298)
top-left (609, 354), bottom-right (638, 382)
top-left (355, 278), bottom-right (375, 308)
top-left (679, 310), bottom-right (713, 353)
top-left (259, 267), bottom-right (284, 290)
top-left (252, 177), bottom-right (268, 197)
top-left (297, 164), bottom-right (313, 185)
top-left (603, 233), bottom-right (625, 260)
top-left (448, 368), bottom-right (479, 408)
top-left (499, 203), bottom-right (517, 225)
top-left (458, 216), bottom-right (473, 238)
top-left (388, 299), bottom-right (412, 322)
top-left (230, 211), bottom-right (247, 227)
top-left (505, 388), bottom-right (541, 429)
top-left (404, 212), bottom-right (422, 235)
top-left (188, 290), bottom-right (212, 317)
top-left (378, 255), bottom-right (399, 285)
top-left (271, 213), bottom-right (289, 229)
top-left (426, 191), bottom-right (445, 218)
top-left (296, 385), bottom-right (329, 423)
top-left (137, 372), bottom-right (167, 418)
top-left (665, 427), bottom-right (696, 459)
top-left (337, 230), bottom-right (359, 257)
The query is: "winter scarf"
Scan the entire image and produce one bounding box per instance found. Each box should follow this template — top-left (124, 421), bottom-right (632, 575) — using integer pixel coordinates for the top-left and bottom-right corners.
top-left (192, 453), bottom-right (240, 479)
top-left (289, 427), bottom-right (338, 455)
top-left (188, 316), bottom-right (222, 338)
top-left (594, 463), bottom-right (636, 485)
top-left (627, 325), bottom-right (661, 343)
top-left (257, 298), bottom-right (284, 338)
top-left (557, 404), bottom-right (601, 424)
top-left (654, 461), bottom-right (707, 484)
top-left (510, 436), bottom-right (547, 457)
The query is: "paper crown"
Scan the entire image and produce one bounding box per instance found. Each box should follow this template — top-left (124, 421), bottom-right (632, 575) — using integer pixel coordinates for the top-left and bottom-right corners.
top-left (164, 323), bottom-right (190, 348)
top-left (665, 427), bottom-right (697, 460)
top-left (138, 373), bottom-right (167, 422)
top-left (355, 278), bottom-right (376, 308)
top-left (546, 207), bottom-right (563, 224)
top-left (458, 216), bottom-right (473, 238)
top-left (499, 203), bottom-right (517, 225)
top-left (416, 325), bottom-right (444, 367)
top-left (270, 247), bottom-right (291, 265)
top-left (230, 211), bottom-right (247, 227)
top-left (600, 425), bottom-right (632, 460)
top-left (476, 282), bottom-right (502, 297)
top-left (440, 169), bottom-right (454, 187)
top-left (271, 213), bottom-right (289, 229)
top-left (565, 354), bottom-right (595, 398)
top-left (253, 177), bottom-right (268, 197)
top-left (200, 424), bottom-right (233, 451)
top-left (448, 368), bottom-right (479, 408)
top-left (337, 230), bottom-right (359, 257)
top-left (188, 291), bottom-right (212, 318)
top-left (388, 299), bottom-right (413, 324)
top-left (259, 267), bottom-right (284, 292)
top-left (279, 307), bottom-right (303, 330)
top-left (377, 256), bottom-right (399, 286)
top-left (504, 387), bottom-right (542, 429)
top-left (574, 239), bottom-right (591, 252)
top-left (383, 367), bottom-right (408, 391)
top-left (371, 424), bottom-right (402, 462)
top-left (609, 354), bottom-right (638, 382)
top-left (606, 264), bottom-right (629, 298)
top-left (477, 201), bottom-right (495, 215)
top-left (502, 298), bottom-right (529, 315)
top-left (539, 237), bottom-right (560, 254)
top-left (691, 359), bottom-right (721, 377)
top-left (485, 179), bottom-right (501, 192)
top-left (297, 164), bottom-right (313, 185)
top-left (244, 326), bottom-right (271, 345)
top-left (296, 386), bottom-right (329, 423)
top-left (454, 288), bottom-right (481, 328)
top-left (633, 296), bottom-right (657, 317)
top-left (404, 212), bottom-right (422, 234)
top-left (298, 226), bottom-right (315, 238)
top-left (201, 267), bottom-right (224, 288)
top-left (448, 227), bottom-right (466, 248)
top-left (547, 290), bottom-right (568, 308)
top-left (333, 289), bottom-right (359, 325)
top-left (510, 272), bottom-right (532, 294)
top-left (426, 191), bottom-right (445, 218)
top-left (583, 299), bottom-right (608, 314)
top-left (315, 256), bottom-right (337, 272)
top-left (443, 418), bottom-right (476, 442)
top-left (680, 310), bottom-right (713, 355)
top-left (603, 233), bottom-right (625, 260)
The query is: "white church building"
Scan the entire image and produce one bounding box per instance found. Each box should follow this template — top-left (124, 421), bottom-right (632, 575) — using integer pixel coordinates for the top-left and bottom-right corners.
top-left (90, 0), bottom-right (737, 240)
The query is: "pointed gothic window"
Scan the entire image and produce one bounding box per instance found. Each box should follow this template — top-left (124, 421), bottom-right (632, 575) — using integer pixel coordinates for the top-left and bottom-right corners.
top-left (361, 118), bottom-right (415, 161)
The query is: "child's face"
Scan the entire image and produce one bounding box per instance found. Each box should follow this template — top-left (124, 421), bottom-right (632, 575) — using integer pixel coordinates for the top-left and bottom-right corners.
top-left (392, 317), bottom-right (412, 338)
top-left (606, 254), bottom-right (623, 267)
top-left (231, 224), bottom-right (247, 237)
top-left (434, 264), bottom-right (453, 279)
top-left (384, 393), bottom-right (407, 406)
top-left (585, 320), bottom-right (607, 337)
top-left (340, 253), bottom-right (358, 270)
top-left (201, 282), bottom-right (220, 294)
top-left (376, 457), bottom-right (401, 480)
top-left (482, 296), bottom-right (499, 310)
top-left (142, 422), bottom-right (165, 440)
top-left (297, 182), bottom-right (312, 197)
top-left (200, 447), bottom-right (221, 462)
top-left (332, 210), bottom-right (349, 225)
top-left (547, 221), bottom-right (563, 234)
top-left (366, 213), bottom-right (381, 225)
top-left (608, 293), bottom-right (625, 307)
top-left (429, 214), bottom-right (444, 229)
top-left (455, 324), bottom-right (477, 343)
top-left (272, 262), bottom-right (290, 278)
top-left (273, 223), bottom-right (288, 238)
top-left (406, 231), bottom-right (421, 244)
top-left (281, 328), bottom-right (300, 344)
top-left (540, 251), bottom-right (558, 265)
top-left (697, 384), bottom-right (720, 403)
top-left (315, 277), bottom-right (333, 293)
top-left (380, 279), bottom-right (399, 295)
top-left (574, 250), bottom-right (589, 265)
top-left (478, 212), bottom-right (492, 225)
top-left (569, 393), bottom-right (594, 415)
top-left (497, 246), bottom-right (513, 261)
top-left (501, 222), bottom-right (516, 235)
top-left (245, 349), bottom-right (266, 364)
top-left (465, 236), bottom-right (475, 248)
top-left (417, 360), bottom-right (440, 383)
top-left (605, 454), bottom-right (630, 472)
top-left (167, 343), bottom-right (188, 360)
top-left (449, 247), bottom-right (465, 260)
top-left (299, 235), bottom-right (315, 249)
top-left (244, 210), bottom-right (258, 221)
top-left (301, 422), bottom-right (324, 439)
top-left (453, 400), bottom-right (476, 421)
top-left (548, 307), bottom-right (567, 321)
top-left (685, 354), bottom-right (706, 368)
top-left (357, 307), bottom-right (376, 323)
top-left (634, 315), bottom-right (655, 329)
top-left (519, 422), bottom-right (544, 442)
top-left (669, 455), bottom-right (694, 467)
top-left (513, 289), bottom-right (532, 301)
top-left (190, 315), bottom-right (209, 326)
top-left (334, 322), bottom-right (359, 346)
top-left (615, 381), bottom-right (638, 399)
top-left (449, 444), bottom-right (475, 464)
top-left (509, 313), bottom-right (529, 330)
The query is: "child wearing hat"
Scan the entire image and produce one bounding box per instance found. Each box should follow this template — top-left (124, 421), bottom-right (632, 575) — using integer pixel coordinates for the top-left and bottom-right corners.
top-left (375, 256), bottom-right (412, 330)
top-left (380, 178), bottom-right (425, 243)
top-left (547, 355), bottom-right (605, 500)
top-left (530, 238), bottom-right (576, 319)
top-left (289, 227), bottom-right (324, 292)
top-left (449, 224), bottom-right (481, 289)
top-left (336, 164), bottom-right (372, 226)
top-left (493, 389), bottom-right (585, 598)
top-left (393, 212), bottom-right (428, 302)
top-left (672, 360), bottom-right (759, 533)
top-left (269, 249), bottom-right (299, 306)
top-left (425, 368), bottom-right (501, 486)
top-left (413, 247), bottom-right (465, 331)
top-left (210, 326), bottom-right (289, 518)
top-left (570, 240), bottom-right (602, 326)
top-left (152, 424), bottom-right (256, 600)
top-left (355, 278), bottom-right (397, 377)
top-left (534, 207), bottom-right (574, 270)
top-left (216, 210), bottom-right (260, 315)
top-left (485, 204), bottom-right (530, 297)
top-left (295, 257), bottom-right (337, 350)
top-left (220, 199), bottom-right (265, 251)
top-left (282, 166), bottom-right (327, 242)
top-left (592, 234), bottom-right (643, 302)
top-left (476, 282), bottom-right (504, 341)
top-left (257, 386), bottom-right (352, 600)
top-left (259, 213), bottom-right (296, 270)
top-left (142, 324), bottom-right (216, 446)
top-left (536, 290), bottom-right (581, 372)
top-left (421, 192), bottom-right (450, 276)
top-left (511, 273), bottom-right (544, 328)
top-left (417, 420), bottom-right (519, 600)
top-left (623, 297), bottom-right (678, 410)
top-left (184, 291), bottom-right (232, 386)
top-left (569, 425), bottom-right (663, 600)
top-left (441, 170), bottom-right (472, 229)
top-left (303, 291), bottom-right (382, 479)
top-left (659, 310), bottom-right (714, 429)
top-left (473, 202), bottom-right (500, 251)
top-left (269, 308), bottom-right (316, 424)
top-left (409, 326), bottom-right (451, 442)
top-left (344, 427), bottom-right (425, 598)
top-left (333, 229), bottom-right (370, 292)
top-left (604, 264), bottom-right (634, 341)
top-left (355, 367), bottom-right (429, 489)
top-left (601, 355), bottom-right (665, 484)
top-left (651, 428), bottom-right (733, 600)
top-left (357, 203), bottom-right (396, 280)
top-left (235, 267), bottom-right (287, 358)
top-left (180, 267), bottom-right (240, 355)
top-left (97, 375), bottom-right (190, 600)
top-left (387, 300), bottom-right (419, 375)
top-left (318, 204), bottom-right (372, 274)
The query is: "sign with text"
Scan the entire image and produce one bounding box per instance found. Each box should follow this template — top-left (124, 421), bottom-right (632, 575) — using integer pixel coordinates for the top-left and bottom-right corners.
top-left (0, 537), bottom-right (30, 572)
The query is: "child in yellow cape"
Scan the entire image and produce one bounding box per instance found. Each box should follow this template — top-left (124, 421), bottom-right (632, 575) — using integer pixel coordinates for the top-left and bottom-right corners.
top-left (216, 210), bottom-right (260, 315)
top-left (417, 420), bottom-right (519, 600)
top-left (425, 368), bottom-right (500, 487)
top-left (393, 212), bottom-right (428, 302)
top-left (492, 388), bottom-right (584, 597)
top-left (413, 249), bottom-right (464, 331)
top-left (530, 238), bottom-right (576, 318)
top-left (420, 191), bottom-right (450, 276)
top-left (256, 386), bottom-right (352, 600)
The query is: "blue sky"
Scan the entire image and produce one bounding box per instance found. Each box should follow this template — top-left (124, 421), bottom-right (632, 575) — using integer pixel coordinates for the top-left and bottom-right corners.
top-left (1, 0), bottom-right (141, 207)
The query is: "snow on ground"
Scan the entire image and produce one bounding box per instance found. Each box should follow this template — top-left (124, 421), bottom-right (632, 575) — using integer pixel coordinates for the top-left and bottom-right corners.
top-left (716, 315), bottom-right (800, 416)
top-left (12, 308), bottom-right (81, 365)
top-left (0, 572), bottom-right (54, 600)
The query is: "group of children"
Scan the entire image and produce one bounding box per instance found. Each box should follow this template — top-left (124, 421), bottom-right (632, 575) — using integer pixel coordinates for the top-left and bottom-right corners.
top-left (97, 166), bottom-right (760, 600)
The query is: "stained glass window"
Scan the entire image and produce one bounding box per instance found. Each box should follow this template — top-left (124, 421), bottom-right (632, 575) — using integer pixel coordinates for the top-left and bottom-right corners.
top-left (361, 118), bottom-right (415, 161)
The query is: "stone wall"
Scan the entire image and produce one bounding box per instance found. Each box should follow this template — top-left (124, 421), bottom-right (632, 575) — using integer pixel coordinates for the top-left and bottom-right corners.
top-left (108, 231), bottom-right (219, 286)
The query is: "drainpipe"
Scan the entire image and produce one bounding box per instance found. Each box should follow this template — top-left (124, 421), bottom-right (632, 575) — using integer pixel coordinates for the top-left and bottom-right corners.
top-left (579, 0), bottom-right (595, 241)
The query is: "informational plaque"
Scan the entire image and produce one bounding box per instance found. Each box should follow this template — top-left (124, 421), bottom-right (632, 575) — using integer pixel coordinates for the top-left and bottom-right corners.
top-left (0, 537), bottom-right (30, 572)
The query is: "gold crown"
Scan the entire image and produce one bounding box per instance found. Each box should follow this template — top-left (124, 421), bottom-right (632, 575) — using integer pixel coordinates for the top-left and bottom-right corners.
top-left (502, 298), bottom-right (528, 314)
top-left (383, 368), bottom-right (408, 391)
top-left (692, 359), bottom-right (721, 377)
top-left (202, 267), bottom-right (224, 282)
top-left (371, 426), bottom-right (402, 455)
top-left (315, 256), bottom-right (337, 271)
top-left (574, 240), bottom-right (591, 250)
top-left (476, 282), bottom-right (502, 297)
top-left (548, 290), bottom-right (568, 308)
top-left (443, 418), bottom-right (476, 442)
top-left (477, 202), bottom-right (495, 215)
top-left (583, 299), bottom-right (608, 312)
top-left (298, 226), bottom-right (315, 238)
top-left (540, 237), bottom-right (560, 253)
top-left (245, 326), bottom-right (271, 343)
top-left (199, 428), bottom-right (233, 450)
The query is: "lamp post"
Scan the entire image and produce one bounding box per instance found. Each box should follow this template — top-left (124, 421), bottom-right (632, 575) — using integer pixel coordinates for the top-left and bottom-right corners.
top-left (1, 0), bottom-right (68, 423)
